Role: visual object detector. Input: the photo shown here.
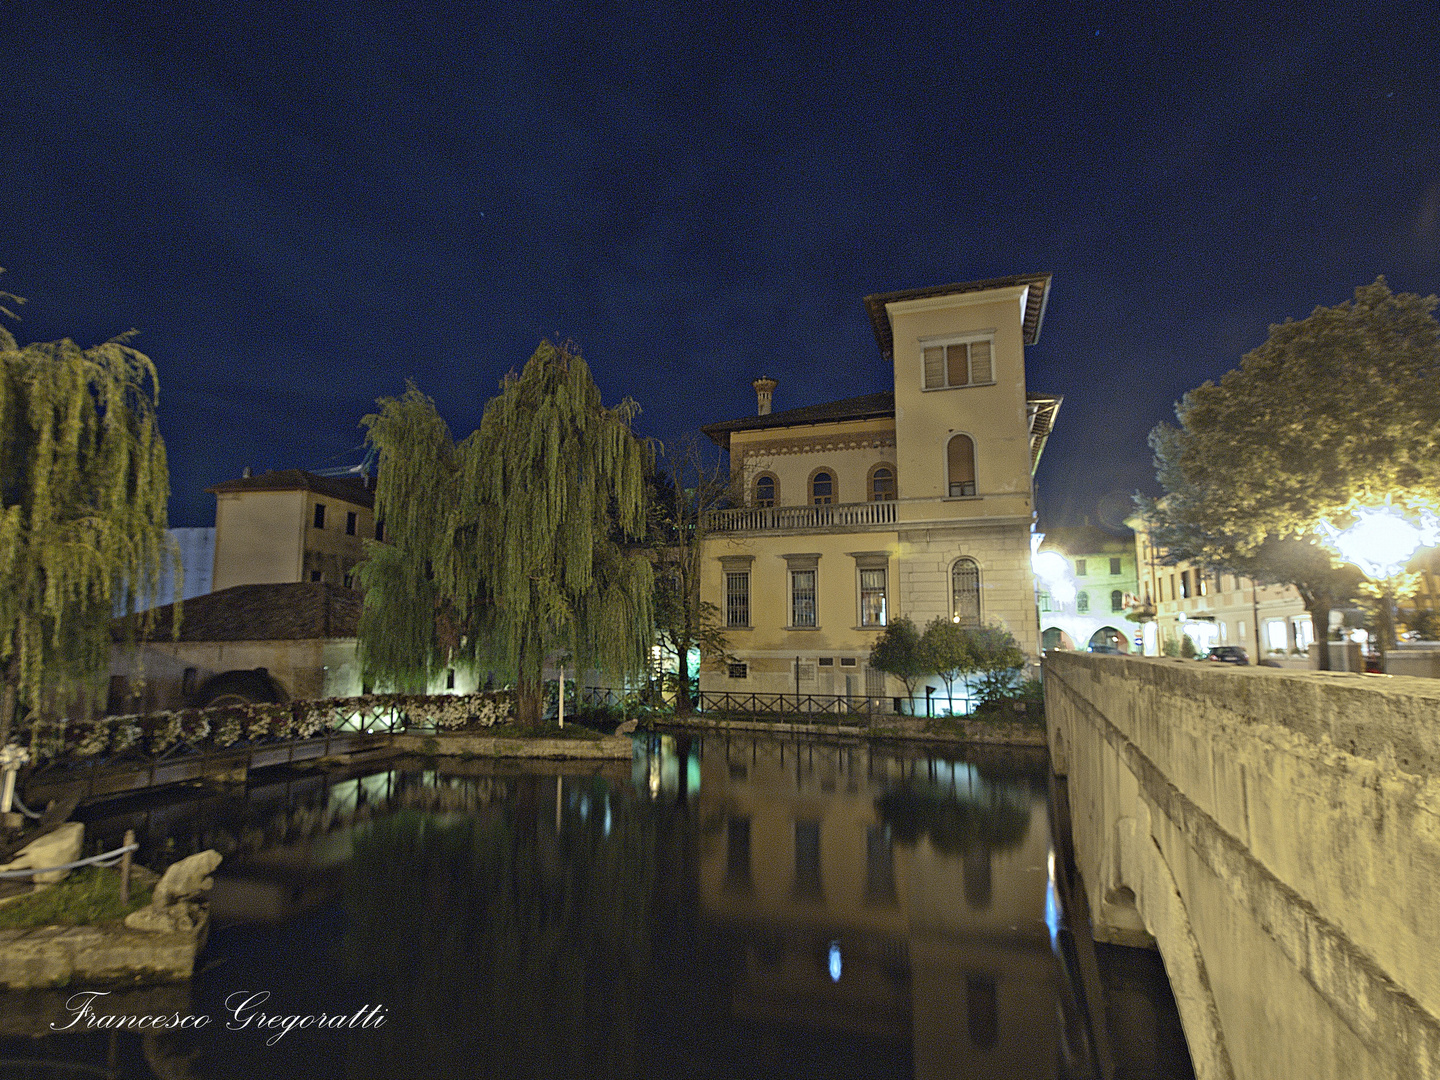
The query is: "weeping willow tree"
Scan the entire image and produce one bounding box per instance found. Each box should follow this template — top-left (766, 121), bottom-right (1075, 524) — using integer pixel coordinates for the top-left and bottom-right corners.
top-left (359, 340), bottom-right (655, 730)
top-left (0, 294), bottom-right (175, 744)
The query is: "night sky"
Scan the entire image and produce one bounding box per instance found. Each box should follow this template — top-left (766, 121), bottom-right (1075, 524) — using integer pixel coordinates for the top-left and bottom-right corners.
top-left (2, 2), bottom-right (1436, 529)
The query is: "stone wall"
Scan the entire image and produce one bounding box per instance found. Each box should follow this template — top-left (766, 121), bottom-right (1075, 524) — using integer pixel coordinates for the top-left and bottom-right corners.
top-left (1045, 653), bottom-right (1440, 1080)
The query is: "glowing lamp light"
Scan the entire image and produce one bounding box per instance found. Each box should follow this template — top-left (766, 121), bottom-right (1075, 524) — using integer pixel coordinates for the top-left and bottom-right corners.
top-left (828, 941), bottom-right (842, 983)
top-left (1319, 505), bottom-right (1440, 579)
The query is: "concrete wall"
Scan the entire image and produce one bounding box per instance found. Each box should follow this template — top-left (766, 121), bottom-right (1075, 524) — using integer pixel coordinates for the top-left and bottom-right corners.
top-left (1045, 652), bottom-right (1440, 1080)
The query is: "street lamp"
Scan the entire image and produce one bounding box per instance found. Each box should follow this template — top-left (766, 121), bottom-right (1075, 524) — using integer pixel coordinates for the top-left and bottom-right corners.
top-left (1319, 502), bottom-right (1440, 659)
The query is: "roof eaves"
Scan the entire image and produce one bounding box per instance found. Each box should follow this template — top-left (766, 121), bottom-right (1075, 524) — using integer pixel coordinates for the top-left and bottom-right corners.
top-left (863, 273), bottom-right (1053, 360)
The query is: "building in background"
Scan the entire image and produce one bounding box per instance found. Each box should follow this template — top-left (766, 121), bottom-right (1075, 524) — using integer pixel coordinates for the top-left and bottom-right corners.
top-left (699, 274), bottom-right (1061, 707)
top-left (1034, 525), bottom-right (1139, 653)
top-left (1131, 522), bottom-right (1312, 659)
top-left (208, 469), bottom-right (377, 591)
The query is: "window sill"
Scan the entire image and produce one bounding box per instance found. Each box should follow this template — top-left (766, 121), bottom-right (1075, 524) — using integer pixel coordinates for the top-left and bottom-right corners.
top-left (785, 626), bottom-right (823, 632)
top-left (942, 495), bottom-right (983, 502)
top-left (725, 625), bottom-right (754, 632)
top-left (920, 381), bottom-right (996, 392)
top-left (854, 625), bottom-right (885, 632)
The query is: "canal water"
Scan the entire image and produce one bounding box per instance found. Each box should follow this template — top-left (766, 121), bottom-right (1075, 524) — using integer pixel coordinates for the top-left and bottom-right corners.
top-left (0, 734), bottom-right (1195, 1079)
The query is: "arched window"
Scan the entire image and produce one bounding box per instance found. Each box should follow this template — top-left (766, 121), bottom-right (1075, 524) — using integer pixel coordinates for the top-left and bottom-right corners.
top-left (951, 558), bottom-right (980, 627)
top-left (947, 435), bottom-right (976, 497)
top-left (868, 464), bottom-right (896, 502)
top-left (754, 474), bottom-right (778, 507)
top-left (1111, 589), bottom-right (1123, 612)
top-left (810, 470), bottom-right (835, 505)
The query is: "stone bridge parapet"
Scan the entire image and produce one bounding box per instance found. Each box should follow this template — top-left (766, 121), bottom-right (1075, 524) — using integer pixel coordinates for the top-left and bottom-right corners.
top-left (1045, 653), bottom-right (1440, 1080)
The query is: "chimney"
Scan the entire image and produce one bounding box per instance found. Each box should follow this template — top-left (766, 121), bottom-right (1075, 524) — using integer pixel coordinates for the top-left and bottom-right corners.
top-left (242, 465), bottom-right (252, 478)
top-left (752, 375), bottom-right (778, 416)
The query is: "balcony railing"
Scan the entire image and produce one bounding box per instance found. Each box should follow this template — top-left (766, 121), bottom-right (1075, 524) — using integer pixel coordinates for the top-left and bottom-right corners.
top-left (707, 500), bottom-right (898, 533)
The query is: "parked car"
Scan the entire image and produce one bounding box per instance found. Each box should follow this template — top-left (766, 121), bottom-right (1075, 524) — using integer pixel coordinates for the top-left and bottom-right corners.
top-left (1087, 643), bottom-right (1123, 655)
top-left (1204, 645), bottom-right (1249, 665)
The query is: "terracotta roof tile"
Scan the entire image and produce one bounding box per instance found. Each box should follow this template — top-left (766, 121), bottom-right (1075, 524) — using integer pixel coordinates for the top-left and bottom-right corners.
top-left (121, 582), bottom-right (362, 642)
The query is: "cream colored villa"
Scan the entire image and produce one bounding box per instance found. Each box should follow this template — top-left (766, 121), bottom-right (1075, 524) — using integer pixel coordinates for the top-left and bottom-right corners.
top-left (699, 274), bottom-right (1061, 706)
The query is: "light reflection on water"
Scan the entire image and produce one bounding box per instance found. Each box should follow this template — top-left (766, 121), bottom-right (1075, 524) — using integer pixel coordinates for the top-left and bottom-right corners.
top-left (0, 735), bottom-right (1188, 1079)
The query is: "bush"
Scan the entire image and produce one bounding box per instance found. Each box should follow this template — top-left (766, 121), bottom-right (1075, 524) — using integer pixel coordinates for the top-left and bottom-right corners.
top-left (1180, 635), bottom-right (1198, 659)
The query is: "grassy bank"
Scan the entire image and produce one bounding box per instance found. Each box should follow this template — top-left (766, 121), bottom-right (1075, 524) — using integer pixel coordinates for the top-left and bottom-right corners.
top-left (0, 866), bottom-right (154, 931)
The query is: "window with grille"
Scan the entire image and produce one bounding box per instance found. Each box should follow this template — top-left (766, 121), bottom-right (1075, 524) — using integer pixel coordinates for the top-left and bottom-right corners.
top-left (952, 558), bottom-right (981, 627)
top-left (859, 568), bottom-right (887, 627)
top-left (1077, 591), bottom-right (1090, 613)
top-left (811, 471), bottom-right (834, 505)
top-left (922, 337), bottom-right (995, 390)
top-left (1110, 557), bottom-right (1122, 575)
top-left (728, 662), bottom-right (748, 679)
top-left (1111, 589), bottom-right (1123, 612)
top-left (755, 475), bottom-right (777, 507)
top-left (865, 666), bottom-right (886, 697)
top-left (947, 435), bottom-right (976, 497)
top-left (725, 571), bottom-right (751, 627)
top-left (869, 466), bottom-right (896, 501)
top-left (791, 569), bottom-right (817, 627)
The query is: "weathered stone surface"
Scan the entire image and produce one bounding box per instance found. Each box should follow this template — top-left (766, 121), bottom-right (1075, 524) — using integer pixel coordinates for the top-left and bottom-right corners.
top-left (391, 732), bottom-right (633, 759)
top-left (614, 719), bottom-right (639, 735)
top-left (1046, 652), bottom-right (1440, 1080)
top-left (0, 919), bottom-right (204, 987)
top-left (124, 850), bottom-right (221, 933)
top-left (0, 822), bottom-right (84, 884)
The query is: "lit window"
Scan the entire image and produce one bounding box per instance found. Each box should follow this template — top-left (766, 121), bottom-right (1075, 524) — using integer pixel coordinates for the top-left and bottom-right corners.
top-left (791, 569), bottom-right (817, 627)
top-left (755, 475), bottom-right (777, 507)
top-left (860, 568), bottom-right (887, 627)
top-left (947, 435), bottom-right (976, 497)
top-left (922, 337), bottom-right (995, 390)
top-left (811, 471), bottom-right (835, 505)
top-left (869, 466), bottom-right (896, 502)
top-left (951, 558), bottom-right (980, 627)
top-left (725, 571), bottom-right (751, 628)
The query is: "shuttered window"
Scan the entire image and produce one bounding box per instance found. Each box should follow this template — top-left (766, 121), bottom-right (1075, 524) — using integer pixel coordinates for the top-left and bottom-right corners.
top-left (922, 337), bottom-right (996, 390)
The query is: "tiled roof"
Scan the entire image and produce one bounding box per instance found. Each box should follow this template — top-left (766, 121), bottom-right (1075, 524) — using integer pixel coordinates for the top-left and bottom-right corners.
top-left (207, 469), bottom-right (374, 509)
top-left (121, 582), bottom-right (362, 642)
top-left (1039, 524), bottom-right (1134, 555)
top-left (701, 392), bottom-right (896, 449)
top-left (863, 272), bottom-right (1053, 360)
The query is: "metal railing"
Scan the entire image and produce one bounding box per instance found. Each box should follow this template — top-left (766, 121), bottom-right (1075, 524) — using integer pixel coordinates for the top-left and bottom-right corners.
top-left (707, 500), bottom-right (898, 533)
top-left (695, 691), bottom-right (886, 721)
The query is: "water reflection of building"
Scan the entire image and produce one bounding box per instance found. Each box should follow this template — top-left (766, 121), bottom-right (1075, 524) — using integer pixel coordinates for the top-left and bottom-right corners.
top-left (693, 736), bottom-right (1059, 1080)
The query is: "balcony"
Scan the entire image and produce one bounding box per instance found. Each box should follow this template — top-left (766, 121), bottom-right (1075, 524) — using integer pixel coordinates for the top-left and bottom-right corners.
top-left (707, 500), bottom-right (898, 534)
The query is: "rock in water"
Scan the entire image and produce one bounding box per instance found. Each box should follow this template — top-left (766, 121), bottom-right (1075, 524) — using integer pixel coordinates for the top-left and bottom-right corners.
top-left (124, 850), bottom-right (222, 933)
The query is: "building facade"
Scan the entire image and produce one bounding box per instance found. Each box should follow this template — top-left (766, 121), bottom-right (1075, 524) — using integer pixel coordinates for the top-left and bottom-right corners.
top-left (1034, 525), bottom-right (1140, 653)
top-left (208, 469), bottom-right (378, 592)
top-left (698, 275), bottom-right (1061, 705)
top-left (1131, 524), bottom-right (1314, 659)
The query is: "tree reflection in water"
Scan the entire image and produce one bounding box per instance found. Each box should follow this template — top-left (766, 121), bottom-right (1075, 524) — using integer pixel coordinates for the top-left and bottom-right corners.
top-left (342, 778), bottom-right (658, 1080)
top-left (873, 781), bottom-right (1032, 857)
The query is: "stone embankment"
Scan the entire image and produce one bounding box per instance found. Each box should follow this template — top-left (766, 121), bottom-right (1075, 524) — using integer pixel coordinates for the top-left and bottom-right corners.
top-left (391, 730), bottom-right (634, 759)
top-left (657, 713), bottom-right (1046, 746)
top-left (0, 840), bottom-right (219, 989)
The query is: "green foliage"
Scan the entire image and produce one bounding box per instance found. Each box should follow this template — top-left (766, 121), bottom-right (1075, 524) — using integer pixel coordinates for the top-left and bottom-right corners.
top-left (1143, 278), bottom-right (1439, 667)
top-left (0, 314), bottom-right (176, 740)
top-left (869, 617), bottom-right (929, 704)
top-left (359, 342), bottom-right (655, 729)
top-left (0, 866), bottom-right (153, 930)
top-left (1180, 634), bottom-right (1198, 659)
top-left (1161, 633), bottom-right (1182, 657)
top-left (967, 623), bottom-right (1027, 703)
top-left (919, 618), bottom-right (972, 704)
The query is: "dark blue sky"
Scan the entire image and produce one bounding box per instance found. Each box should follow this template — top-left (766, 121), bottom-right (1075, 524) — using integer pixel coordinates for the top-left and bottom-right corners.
top-left (2, 1), bottom-right (1436, 528)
